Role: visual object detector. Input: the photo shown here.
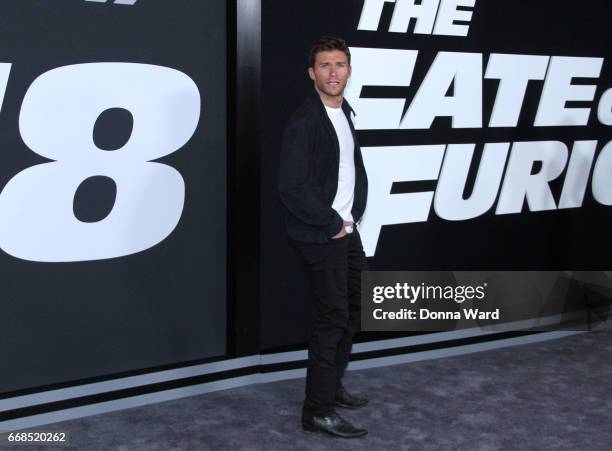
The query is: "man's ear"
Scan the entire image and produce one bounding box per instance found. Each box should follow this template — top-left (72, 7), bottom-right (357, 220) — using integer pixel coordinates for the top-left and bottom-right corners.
top-left (308, 67), bottom-right (315, 81)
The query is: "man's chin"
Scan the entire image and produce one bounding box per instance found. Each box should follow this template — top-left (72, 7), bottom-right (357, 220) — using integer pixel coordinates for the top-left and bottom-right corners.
top-left (319, 88), bottom-right (344, 98)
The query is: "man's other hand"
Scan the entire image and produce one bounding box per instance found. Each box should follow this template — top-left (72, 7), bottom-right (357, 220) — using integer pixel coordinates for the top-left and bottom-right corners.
top-left (332, 221), bottom-right (353, 239)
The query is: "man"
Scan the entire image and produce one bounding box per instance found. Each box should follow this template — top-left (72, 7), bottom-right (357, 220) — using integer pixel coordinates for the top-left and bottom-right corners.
top-left (278, 36), bottom-right (369, 438)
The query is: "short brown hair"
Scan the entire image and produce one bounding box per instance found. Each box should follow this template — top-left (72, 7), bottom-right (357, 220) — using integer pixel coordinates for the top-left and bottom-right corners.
top-left (308, 36), bottom-right (351, 68)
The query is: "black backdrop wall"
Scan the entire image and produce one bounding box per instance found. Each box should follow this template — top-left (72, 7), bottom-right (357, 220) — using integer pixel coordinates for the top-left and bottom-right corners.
top-left (0, 0), bottom-right (609, 407)
top-left (0, 0), bottom-right (227, 395)
top-left (260, 0), bottom-right (611, 350)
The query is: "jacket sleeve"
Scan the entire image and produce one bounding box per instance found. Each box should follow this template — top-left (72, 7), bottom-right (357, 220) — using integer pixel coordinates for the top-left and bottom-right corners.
top-left (278, 117), bottom-right (344, 239)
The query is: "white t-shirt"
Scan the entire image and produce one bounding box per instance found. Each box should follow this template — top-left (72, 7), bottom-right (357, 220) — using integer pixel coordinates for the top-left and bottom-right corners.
top-left (325, 105), bottom-right (355, 232)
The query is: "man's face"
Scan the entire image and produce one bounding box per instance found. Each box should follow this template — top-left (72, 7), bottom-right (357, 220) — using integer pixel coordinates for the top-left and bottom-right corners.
top-left (308, 49), bottom-right (351, 101)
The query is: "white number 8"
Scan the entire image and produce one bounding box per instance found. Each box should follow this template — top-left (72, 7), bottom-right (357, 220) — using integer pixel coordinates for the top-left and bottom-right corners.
top-left (0, 63), bottom-right (200, 262)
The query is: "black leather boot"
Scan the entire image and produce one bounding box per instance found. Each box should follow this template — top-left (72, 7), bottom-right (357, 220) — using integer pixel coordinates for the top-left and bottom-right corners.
top-left (334, 387), bottom-right (369, 409)
top-left (302, 410), bottom-right (368, 438)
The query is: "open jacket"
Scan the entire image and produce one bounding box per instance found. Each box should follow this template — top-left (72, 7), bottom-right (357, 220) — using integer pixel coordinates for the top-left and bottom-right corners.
top-left (278, 91), bottom-right (368, 243)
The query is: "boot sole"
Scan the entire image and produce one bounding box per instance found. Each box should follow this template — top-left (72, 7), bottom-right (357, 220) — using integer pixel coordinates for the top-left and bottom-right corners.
top-left (302, 422), bottom-right (368, 438)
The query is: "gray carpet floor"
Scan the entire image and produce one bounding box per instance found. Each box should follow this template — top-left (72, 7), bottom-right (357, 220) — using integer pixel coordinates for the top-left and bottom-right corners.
top-left (12, 331), bottom-right (612, 450)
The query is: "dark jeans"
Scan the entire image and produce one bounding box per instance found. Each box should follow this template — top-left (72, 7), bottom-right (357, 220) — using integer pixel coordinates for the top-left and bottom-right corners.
top-left (291, 228), bottom-right (368, 416)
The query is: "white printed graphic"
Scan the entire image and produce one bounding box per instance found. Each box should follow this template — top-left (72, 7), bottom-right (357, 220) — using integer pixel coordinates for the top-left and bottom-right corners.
top-left (360, 145), bottom-right (445, 256)
top-left (400, 51), bottom-right (482, 129)
top-left (346, 49), bottom-right (607, 131)
top-left (0, 63), bottom-right (200, 262)
top-left (433, 0), bottom-right (476, 37)
top-left (598, 88), bottom-right (612, 126)
top-left (345, 48), bottom-right (418, 130)
top-left (358, 0), bottom-right (476, 36)
top-left (485, 54), bottom-right (549, 127)
top-left (592, 140), bottom-right (612, 206)
top-left (389, 0), bottom-right (443, 34)
top-left (359, 140), bottom-right (611, 253)
top-left (558, 141), bottom-right (597, 209)
top-left (496, 141), bottom-right (568, 214)
top-left (534, 56), bottom-right (603, 127)
top-left (351, 3), bottom-right (610, 256)
top-left (0, 63), bottom-right (11, 113)
top-left (434, 142), bottom-right (509, 220)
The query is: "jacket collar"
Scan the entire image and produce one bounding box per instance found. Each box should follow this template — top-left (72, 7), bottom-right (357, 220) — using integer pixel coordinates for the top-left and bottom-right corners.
top-left (309, 89), bottom-right (356, 119)
top-left (342, 98), bottom-right (356, 118)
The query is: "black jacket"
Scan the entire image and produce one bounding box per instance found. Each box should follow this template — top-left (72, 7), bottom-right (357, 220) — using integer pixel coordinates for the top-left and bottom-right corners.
top-left (278, 92), bottom-right (368, 243)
